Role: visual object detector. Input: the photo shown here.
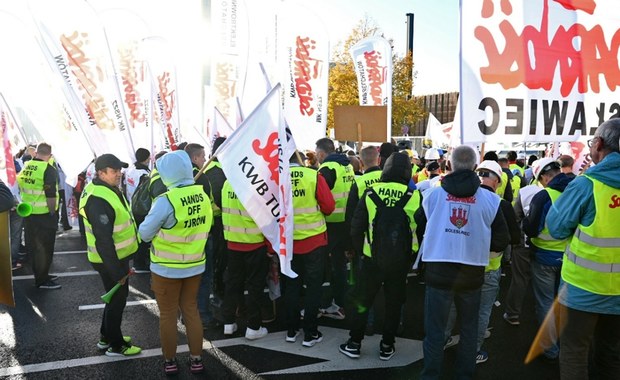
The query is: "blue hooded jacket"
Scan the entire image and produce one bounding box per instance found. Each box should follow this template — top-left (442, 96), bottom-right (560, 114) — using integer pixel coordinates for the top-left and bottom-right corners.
top-left (547, 152), bottom-right (620, 314)
top-left (138, 150), bottom-right (205, 279)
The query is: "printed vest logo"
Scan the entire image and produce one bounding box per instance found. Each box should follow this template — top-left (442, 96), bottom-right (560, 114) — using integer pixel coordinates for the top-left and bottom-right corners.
top-left (449, 204), bottom-right (470, 229)
top-left (609, 194), bottom-right (620, 209)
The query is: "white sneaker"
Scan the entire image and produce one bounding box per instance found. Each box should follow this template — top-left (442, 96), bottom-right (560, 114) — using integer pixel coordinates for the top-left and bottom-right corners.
top-left (224, 323), bottom-right (238, 335)
top-left (245, 327), bottom-right (268, 340)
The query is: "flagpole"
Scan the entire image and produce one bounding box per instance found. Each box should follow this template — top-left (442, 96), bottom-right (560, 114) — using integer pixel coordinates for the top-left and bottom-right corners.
top-left (194, 155), bottom-right (217, 181)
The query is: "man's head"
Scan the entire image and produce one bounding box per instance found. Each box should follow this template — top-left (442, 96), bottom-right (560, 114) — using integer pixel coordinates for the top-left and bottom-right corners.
top-left (506, 151), bottom-right (517, 162)
top-left (450, 145), bottom-right (478, 172)
top-left (483, 151), bottom-right (499, 162)
top-left (498, 157), bottom-right (509, 169)
top-left (35, 142), bottom-right (52, 161)
top-left (360, 146), bottom-right (380, 169)
top-left (589, 118), bottom-right (620, 164)
top-left (135, 148), bottom-right (150, 165)
top-left (532, 157), bottom-right (561, 187)
top-left (558, 155), bottom-right (575, 174)
top-left (95, 154), bottom-right (128, 187)
top-left (315, 138), bottom-right (335, 164)
top-left (185, 143), bottom-right (206, 168)
top-left (476, 160), bottom-right (503, 191)
top-left (380, 152), bottom-right (412, 185)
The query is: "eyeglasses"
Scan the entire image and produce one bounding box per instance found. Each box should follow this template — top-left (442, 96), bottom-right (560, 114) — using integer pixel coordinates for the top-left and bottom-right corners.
top-left (587, 137), bottom-right (597, 147)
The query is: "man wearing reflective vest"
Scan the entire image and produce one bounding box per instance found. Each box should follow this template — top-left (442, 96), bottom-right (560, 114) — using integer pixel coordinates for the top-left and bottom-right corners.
top-left (471, 161), bottom-right (520, 364)
top-left (221, 179), bottom-right (270, 340)
top-left (185, 143), bottom-right (218, 330)
top-left (345, 146), bottom-right (382, 223)
top-left (339, 152), bottom-right (421, 361)
top-left (17, 142), bottom-right (60, 289)
top-left (315, 137), bottom-right (355, 320)
top-left (79, 154), bottom-right (141, 357)
top-left (523, 157), bottom-right (573, 361)
top-left (139, 150), bottom-right (211, 374)
top-left (284, 151), bottom-right (335, 347)
top-left (547, 118), bottom-right (620, 380)
top-left (201, 137), bottom-right (228, 307)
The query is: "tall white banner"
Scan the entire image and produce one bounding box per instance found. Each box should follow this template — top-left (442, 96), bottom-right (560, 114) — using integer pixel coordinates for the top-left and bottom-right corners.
top-left (210, 0), bottom-right (249, 128)
top-left (141, 37), bottom-right (182, 151)
top-left (99, 9), bottom-right (153, 154)
top-left (29, 0), bottom-right (135, 163)
top-left (350, 36), bottom-right (393, 140)
top-left (0, 9), bottom-right (95, 185)
top-left (460, 0), bottom-right (618, 144)
top-left (214, 84), bottom-right (297, 278)
top-left (277, 3), bottom-right (329, 150)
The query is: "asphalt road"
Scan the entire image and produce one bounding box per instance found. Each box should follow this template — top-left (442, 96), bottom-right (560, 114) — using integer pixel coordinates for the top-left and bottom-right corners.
top-left (1, 230), bottom-right (560, 379)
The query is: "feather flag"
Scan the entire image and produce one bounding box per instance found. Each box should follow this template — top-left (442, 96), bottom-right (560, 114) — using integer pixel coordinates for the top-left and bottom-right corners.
top-left (29, 0), bottom-right (135, 163)
top-left (277, 2), bottom-right (329, 150)
top-left (350, 36), bottom-right (393, 140)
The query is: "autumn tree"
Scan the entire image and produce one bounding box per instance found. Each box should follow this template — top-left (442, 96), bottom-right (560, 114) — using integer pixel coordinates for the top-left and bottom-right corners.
top-left (327, 16), bottom-right (425, 137)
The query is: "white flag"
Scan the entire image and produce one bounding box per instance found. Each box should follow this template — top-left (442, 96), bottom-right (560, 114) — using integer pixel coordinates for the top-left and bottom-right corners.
top-left (277, 2), bottom-right (329, 151)
top-left (350, 36), bottom-right (393, 140)
top-left (215, 84), bottom-right (297, 278)
top-left (30, 0), bottom-right (135, 163)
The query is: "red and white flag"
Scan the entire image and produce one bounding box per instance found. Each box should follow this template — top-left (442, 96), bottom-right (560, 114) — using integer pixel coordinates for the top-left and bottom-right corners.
top-left (0, 10), bottom-right (95, 185)
top-left (277, 2), bottom-right (329, 150)
top-left (142, 36), bottom-right (182, 151)
top-left (30, 0), bottom-right (135, 163)
top-left (0, 98), bottom-right (19, 193)
top-left (210, 0), bottom-right (249, 128)
top-left (350, 36), bottom-right (393, 140)
top-left (214, 84), bottom-right (297, 278)
top-left (99, 8), bottom-right (152, 153)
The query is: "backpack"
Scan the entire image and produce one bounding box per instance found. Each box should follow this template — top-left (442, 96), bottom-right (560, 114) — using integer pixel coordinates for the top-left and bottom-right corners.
top-left (131, 174), bottom-right (152, 217)
top-left (367, 188), bottom-right (414, 271)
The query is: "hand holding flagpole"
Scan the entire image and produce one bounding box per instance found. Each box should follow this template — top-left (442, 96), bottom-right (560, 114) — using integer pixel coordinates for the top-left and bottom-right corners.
top-left (101, 268), bottom-right (135, 304)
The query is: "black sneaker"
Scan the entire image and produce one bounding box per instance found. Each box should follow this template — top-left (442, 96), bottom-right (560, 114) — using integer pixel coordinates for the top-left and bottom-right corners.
top-left (302, 331), bottom-right (323, 347)
top-left (379, 341), bottom-right (395, 361)
top-left (37, 280), bottom-right (61, 289)
top-left (339, 339), bottom-right (361, 358)
top-left (49, 275), bottom-right (59, 281)
top-left (285, 329), bottom-right (300, 343)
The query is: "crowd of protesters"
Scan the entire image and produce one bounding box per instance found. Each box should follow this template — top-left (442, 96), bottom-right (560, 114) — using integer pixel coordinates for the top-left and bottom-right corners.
top-left (4, 118), bottom-right (619, 378)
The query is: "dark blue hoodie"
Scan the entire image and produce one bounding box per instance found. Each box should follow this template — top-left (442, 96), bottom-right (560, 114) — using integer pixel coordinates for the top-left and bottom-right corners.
top-left (523, 173), bottom-right (574, 266)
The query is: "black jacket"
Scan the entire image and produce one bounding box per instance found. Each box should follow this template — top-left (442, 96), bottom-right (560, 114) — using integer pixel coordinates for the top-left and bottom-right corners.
top-left (351, 153), bottom-right (420, 256)
top-left (523, 173), bottom-right (574, 243)
top-left (318, 153), bottom-right (351, 190)
top-left (0, 180), bottom-right (15, 212)
top-left (83, 178), bottom-right (133, 282)
top-left (204, 160), bottom-right (226, 212)
top-left (415, 170), bottom-right (510, 290)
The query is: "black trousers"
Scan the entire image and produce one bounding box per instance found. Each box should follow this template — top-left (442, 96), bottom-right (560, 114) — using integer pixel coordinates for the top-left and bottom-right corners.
top-left (92, 262), bottom-right (129, 350)
top-left (348, 256), bottom-right (408, 346)
top-left (24, 214), bottom-right (57, 286)
top-left (222, 245), bottom-right (269, 330)
top-left (284, 246), bottom-right (326, 335)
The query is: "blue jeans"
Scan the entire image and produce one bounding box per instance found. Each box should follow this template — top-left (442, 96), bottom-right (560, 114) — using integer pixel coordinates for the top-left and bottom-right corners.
top-left (9, 210), bottom-right (23, 264)
top-left (477, 268), bottom-right (501, 351)
top-left (422, 285), bottom-right (481, 380)
top-left (531, 260), bottom-right (561, 359)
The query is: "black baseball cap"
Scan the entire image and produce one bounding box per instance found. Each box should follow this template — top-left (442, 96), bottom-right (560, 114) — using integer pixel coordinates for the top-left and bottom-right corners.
top-left (95, 154), bottom-right (129, 171)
